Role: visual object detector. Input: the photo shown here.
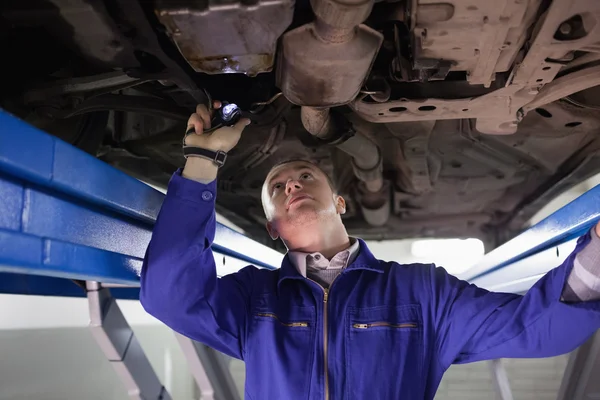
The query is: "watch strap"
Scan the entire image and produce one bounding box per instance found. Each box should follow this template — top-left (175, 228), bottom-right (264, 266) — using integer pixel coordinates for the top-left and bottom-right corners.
top-left (183, 146), bottom-right (227, 167)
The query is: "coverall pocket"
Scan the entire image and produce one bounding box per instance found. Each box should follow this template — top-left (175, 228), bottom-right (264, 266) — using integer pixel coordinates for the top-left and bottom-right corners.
top-left (346, 304), bottom-right (423, 400)
top-left (246, 301), bottom-right (316, 400)
top-left (255, 312), bottom-right (311, 328)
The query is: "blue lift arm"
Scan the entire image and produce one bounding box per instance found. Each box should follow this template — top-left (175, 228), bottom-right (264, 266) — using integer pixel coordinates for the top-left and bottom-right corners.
top-left (0, 109), bottom-right (282, 299)
top-left (1, 108), bottom-right (599, 296)
top-left (460, 180), bottom-right (600, 293)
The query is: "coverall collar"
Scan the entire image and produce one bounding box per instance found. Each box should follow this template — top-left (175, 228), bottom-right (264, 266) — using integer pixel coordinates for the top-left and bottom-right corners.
top-left (277, 238), bottom-right (384, 291)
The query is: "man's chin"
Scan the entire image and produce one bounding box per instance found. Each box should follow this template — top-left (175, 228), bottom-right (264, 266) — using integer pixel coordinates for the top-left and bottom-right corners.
top-left (284, 207), bottom-right (320, 226)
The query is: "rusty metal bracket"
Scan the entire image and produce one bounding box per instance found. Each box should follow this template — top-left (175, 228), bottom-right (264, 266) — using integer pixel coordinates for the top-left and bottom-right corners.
top-left (522, 65), bottom-right (600, 113)
top-left (349, 0), bottom-right (600, 135)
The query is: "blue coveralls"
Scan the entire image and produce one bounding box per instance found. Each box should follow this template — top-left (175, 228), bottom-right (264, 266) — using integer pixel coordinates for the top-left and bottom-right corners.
top-left (140, 170), bottom-right (600, 399)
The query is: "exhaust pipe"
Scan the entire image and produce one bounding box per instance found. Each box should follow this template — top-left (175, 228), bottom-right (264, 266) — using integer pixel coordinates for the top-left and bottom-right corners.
top-left (276, 0), bottom-right (382, 107)
top-left (278, 0), bottom-right (387, 225)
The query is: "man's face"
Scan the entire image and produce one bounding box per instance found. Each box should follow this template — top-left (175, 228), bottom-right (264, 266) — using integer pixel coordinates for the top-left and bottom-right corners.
top-left (261, 161), bottom-right (345, 239)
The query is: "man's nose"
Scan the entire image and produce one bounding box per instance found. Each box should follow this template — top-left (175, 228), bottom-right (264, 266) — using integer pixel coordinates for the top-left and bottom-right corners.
top-left (285, 180), bottom-right (302, 195)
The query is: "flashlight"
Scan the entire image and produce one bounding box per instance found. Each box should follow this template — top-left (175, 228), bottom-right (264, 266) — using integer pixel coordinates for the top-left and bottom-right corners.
top-left (220, 102), bottom-right (241, 123)
top-left (185, 101), bottom-right (243, 136)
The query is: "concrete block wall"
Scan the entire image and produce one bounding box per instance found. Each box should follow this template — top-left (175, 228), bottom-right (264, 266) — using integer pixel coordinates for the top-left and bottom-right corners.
top-left (0, 323), bottom-right (572, 400)
top-left (434, 355), bottom-right (570, 400)
top-left (225, 355), bottom-right (571, 399)
top-left (504, 356), bottom-right (570, 400)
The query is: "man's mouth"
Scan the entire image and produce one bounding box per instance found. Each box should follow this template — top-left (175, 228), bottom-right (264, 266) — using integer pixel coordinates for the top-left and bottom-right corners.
top-left (287, 194), bottom-right (312, 209)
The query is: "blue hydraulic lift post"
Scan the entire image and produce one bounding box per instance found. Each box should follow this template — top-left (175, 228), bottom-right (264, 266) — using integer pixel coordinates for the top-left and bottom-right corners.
top-left (0, 108), bottom-right (282, 299)
top-left (459, 179), bottom-right (600, 292)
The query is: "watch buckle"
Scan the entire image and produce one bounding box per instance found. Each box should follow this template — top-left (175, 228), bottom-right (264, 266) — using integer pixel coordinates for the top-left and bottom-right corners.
top-left (214, 150), bottom-right (227, 167)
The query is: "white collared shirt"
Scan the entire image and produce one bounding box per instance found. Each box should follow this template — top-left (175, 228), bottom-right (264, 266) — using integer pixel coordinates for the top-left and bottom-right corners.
top-left (288, 237), bottom-right (360, 281)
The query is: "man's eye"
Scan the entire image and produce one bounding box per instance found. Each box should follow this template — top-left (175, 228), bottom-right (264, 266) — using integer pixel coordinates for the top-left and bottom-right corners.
top-left (273, 183), bottom-right (283, 191)
top-left (300, 173), bottom-right (312, 179)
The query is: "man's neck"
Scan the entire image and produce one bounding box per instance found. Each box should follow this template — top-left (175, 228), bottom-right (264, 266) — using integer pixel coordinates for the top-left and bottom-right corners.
top-left (284, 220), bottom-right (351, 259)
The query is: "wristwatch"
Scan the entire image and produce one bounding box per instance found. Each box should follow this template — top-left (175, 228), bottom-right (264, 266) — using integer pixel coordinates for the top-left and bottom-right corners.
top-left (183, 127), bottom-right (227, 167)
top-left (183, 145), bottom-right (227, 167)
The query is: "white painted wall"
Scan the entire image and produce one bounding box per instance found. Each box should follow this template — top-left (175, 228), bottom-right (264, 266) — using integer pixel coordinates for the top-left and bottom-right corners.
top-left (0, 294), bottom-right (193, 399)
top-left (0, 295), bottom-right (159, 330)
top-left (0, 326), bottom-right (195, 400)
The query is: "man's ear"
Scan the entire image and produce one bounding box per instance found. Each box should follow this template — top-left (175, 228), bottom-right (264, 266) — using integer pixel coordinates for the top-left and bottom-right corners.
top-left (266, 221), bottom-right (279, 240)
top-left (335, 195), bottom-right (346, 214)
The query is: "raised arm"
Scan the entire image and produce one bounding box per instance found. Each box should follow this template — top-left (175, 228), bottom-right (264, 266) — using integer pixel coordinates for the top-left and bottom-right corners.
top-left (140, 102), bottom-right (252, 359)
top-left (431, 229), bottom-right (600, 369)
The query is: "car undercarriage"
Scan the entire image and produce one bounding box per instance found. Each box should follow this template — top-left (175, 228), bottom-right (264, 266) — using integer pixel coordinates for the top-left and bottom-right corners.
top-left (2, 0), bottom-right (600, 251)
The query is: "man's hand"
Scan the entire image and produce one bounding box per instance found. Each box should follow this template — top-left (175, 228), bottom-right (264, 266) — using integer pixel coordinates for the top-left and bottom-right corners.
top-left (182, 101), bottom-right (250, 183)
top-left (596, 221), bottom-right (600, 238)
top-left (185, 101), bottom-right (250, 151)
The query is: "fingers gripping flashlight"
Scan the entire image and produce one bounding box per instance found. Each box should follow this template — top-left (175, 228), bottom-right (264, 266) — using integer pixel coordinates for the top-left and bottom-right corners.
top-left (220, 103), bottom-right (242, 123)
top-left (186, 101), bottom-right (243, 136)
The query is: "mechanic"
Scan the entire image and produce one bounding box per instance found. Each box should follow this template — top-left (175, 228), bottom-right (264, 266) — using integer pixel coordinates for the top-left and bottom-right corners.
top-left (140, 102), bottom-right (600, 400)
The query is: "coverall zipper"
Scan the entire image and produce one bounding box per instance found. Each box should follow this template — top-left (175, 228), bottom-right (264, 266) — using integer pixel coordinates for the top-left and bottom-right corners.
top-left (256, 313), bottom-right (309, 327)
top-left (353, 322), bottom-right (418, 329)
top-left (306, 276), bottom-right (339, 400)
